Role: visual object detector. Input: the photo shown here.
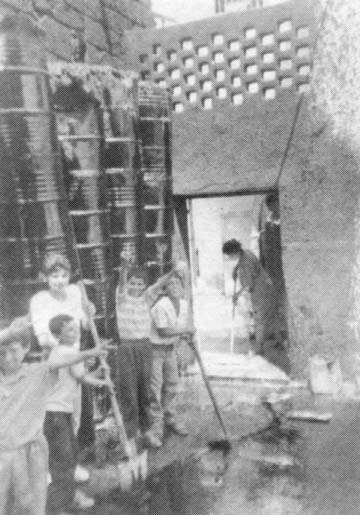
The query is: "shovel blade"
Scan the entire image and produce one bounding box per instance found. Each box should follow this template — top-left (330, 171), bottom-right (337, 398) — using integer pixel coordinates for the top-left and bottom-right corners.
top-left (117, 450), bottom-right (148, 491)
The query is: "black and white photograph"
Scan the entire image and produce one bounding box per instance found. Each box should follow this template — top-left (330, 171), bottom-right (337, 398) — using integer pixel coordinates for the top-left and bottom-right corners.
top-left (0, 0), bottom-right (358, 513)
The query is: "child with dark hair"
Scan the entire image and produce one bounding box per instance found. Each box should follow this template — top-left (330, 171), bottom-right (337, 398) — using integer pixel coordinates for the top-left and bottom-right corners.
top-left (115, 256), bottom-right (180, 441)
top-left (0, 317), bottom-right (108, 515)
top-left (29, 254), bottom-right (94, 351)
top-left (29, 253), bottom-right (96, 475)
top-left (45, 313), bottom-right (111, 513)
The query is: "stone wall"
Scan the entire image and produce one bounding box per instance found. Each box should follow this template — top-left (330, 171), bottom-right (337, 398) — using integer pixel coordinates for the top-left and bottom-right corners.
top-left (280, 103), bottom-right (360, 376)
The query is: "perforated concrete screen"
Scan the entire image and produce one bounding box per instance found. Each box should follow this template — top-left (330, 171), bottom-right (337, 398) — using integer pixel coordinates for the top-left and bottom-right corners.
top-left (127, 0), bottom-right (316, 113)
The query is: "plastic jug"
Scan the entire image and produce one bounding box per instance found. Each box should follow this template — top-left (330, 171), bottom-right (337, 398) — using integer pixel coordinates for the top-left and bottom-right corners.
top-left (309, 355), bottom-right (342, 394)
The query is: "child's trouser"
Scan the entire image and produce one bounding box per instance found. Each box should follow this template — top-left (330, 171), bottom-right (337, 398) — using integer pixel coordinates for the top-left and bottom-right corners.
top-left (44, 411), bottom-right (78, 514)
top-left (148, 344), bottom-right (179, 437)
top-left (0, 435), bottom-right (48, 515)
top-left (117, 338), bottom-right (153, 438)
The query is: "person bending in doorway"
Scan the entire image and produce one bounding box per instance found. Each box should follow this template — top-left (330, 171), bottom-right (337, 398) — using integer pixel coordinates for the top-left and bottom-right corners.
top-left (222, 239), bottom-right (274, 355)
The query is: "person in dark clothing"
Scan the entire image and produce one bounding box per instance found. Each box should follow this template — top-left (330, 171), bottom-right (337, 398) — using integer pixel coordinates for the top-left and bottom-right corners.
top-left (222, 239), bottom-right (275, 354)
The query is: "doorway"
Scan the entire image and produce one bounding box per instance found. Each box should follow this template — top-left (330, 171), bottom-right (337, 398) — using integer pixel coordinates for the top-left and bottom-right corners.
top-left (184, 193), bottom-right (290, 373)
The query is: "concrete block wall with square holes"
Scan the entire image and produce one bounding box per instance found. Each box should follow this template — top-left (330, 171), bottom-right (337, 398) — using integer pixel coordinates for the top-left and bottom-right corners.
top-left (123, 0), bottom-right (317, 194)
top-left (124, 0), bottom-right (314, 115)
top-left (124, 0), bottom-right (360, 377)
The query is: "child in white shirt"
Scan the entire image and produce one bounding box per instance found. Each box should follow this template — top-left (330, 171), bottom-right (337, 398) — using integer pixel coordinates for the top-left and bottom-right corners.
top-left (29, 253), bottom-right (97, 470)
top-left (145, 273), bottom-right (193, 448)
top-left (45, 314), bottom-right (110, 513)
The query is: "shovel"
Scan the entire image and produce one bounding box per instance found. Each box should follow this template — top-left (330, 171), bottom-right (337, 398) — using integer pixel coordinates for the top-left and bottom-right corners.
top-left (78, 281), bottom-right (148, 491)
top-left (187, 339), bottom-right (231, 451)
top-left (68, 207), bottom-right (148, 490)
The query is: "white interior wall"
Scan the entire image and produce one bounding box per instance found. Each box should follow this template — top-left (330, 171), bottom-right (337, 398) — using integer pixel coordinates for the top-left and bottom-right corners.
top-left (191, 195), bottom-right (265, 295)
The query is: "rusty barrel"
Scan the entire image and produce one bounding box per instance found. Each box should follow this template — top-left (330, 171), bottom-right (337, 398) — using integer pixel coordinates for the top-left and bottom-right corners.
top-left (0, 16), bottom-right (77, 319)
top-left (56, 103), bottom-right (113, 334)
top-left (103, 80), bottom-right (141, 270)
top-left (138, 83), bottom-right (173, 276)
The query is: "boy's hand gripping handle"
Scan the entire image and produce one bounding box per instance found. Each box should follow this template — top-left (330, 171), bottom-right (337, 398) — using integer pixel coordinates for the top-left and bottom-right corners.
top-left (79, 282), bottom-right (132, 457)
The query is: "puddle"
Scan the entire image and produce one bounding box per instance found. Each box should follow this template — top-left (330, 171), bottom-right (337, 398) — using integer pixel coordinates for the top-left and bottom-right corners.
top-left (90, 422), bottom-right (308, 515)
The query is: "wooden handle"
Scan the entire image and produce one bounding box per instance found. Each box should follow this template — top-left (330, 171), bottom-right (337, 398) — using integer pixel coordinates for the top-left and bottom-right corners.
top-left (190, 342), bottom-right (229, 439)
top-left (79, 282), bottom-right (132, 456)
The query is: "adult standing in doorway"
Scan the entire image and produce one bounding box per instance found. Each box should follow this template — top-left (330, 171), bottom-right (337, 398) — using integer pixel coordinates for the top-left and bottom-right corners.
top-left (222, 239), bottom-right (274, 355)
top-left (259, 193), bottom-right (287, 340)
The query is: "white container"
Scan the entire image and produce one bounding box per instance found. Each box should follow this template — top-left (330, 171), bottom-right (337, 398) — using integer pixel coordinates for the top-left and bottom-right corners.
top-left (309, 355), bottom-right (342, 395)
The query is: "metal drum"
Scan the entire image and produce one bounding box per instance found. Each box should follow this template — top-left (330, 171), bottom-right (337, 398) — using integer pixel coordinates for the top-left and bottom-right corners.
top-left (103, 81), bottom-right (141, 270)
top-left (143, 235), bottom-right (173, 277)
top-left (139, 119), bottom-right (170, 147)
top-left (56, 102), bottom-right (112, 332)
top-left (138, 86), bottom-right (169, 120)
top-left (138, 82), bottom-right (173, 278)
top-left (0, 16), bottom-right (77, 320)
top-left (108, 106), bottom-right (136, 139)
top-left (143, 170), bottom-right (172, 210)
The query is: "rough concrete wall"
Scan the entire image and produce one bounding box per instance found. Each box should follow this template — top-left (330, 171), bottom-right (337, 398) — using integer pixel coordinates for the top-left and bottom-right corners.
top-left (0, 0), bottom-right (154, 65)
top-left (172, 90), bottom-right (299, 195)
top-left (280, 101), bottom-right (360, 377)
top-left (172, 91), bottom-right (360, 378)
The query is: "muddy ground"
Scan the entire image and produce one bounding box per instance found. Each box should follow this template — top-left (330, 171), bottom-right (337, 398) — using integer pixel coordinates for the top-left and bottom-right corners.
top-left (75, 380), bottom-right (360, 515)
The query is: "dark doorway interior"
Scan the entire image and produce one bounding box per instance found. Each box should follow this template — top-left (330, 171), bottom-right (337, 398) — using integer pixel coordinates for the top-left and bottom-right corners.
top-left (258, 192), bottom-right (290, 373)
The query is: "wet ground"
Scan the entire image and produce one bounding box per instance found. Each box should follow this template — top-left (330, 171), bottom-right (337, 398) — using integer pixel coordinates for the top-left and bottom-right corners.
top-left (78, 387), bottom-right (360, 515)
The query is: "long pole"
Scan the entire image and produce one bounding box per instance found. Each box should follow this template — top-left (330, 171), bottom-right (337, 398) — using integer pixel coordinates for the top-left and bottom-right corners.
top-left (190, 341), bottom-right (229, 440)
top-left (230, 276), bottom-right (237, 353)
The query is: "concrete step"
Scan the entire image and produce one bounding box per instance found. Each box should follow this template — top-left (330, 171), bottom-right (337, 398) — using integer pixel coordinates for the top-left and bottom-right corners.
top-left (186, 351), bottom-right (290, 384)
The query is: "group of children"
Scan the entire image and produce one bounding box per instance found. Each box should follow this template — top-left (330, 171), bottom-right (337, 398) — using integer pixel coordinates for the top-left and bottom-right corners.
top-left (0, 252), bottom-right (193, 514)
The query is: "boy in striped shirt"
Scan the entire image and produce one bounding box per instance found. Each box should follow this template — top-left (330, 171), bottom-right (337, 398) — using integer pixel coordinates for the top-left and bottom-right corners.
top-left (115, 258), bottom-right (176, 440)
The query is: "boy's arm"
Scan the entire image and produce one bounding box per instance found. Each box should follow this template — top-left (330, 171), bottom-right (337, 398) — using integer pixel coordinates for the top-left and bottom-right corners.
top-left (116, 262), bottom-right (129, 300)
top-left (146, 262), bottom-right (189, 306)
top-left (160, 302), bottom-right (194, 338)
top-left (157, 326), bottom-right (193, 338)
top-left (152, 301), bottom-right (193, 339)
top-left (79, 370), bottom-right (111, 388)
top-left (48, 347), bottom-right (108, 371)
top-left (145, 269), bottom-right (174, 305)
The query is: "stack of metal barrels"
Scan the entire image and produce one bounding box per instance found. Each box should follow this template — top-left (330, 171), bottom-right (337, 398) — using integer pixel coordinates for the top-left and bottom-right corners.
top-left (0, 16), bottom-right (77, 320)
top-left (138, 82), bottom-right (173, 279)
top-left (0, 19), bottom-right (174, 333)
